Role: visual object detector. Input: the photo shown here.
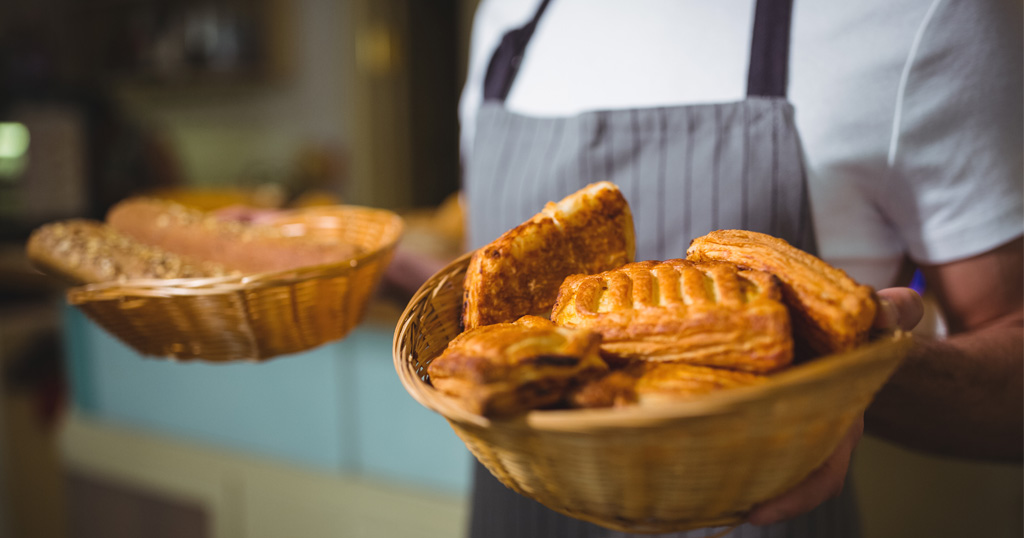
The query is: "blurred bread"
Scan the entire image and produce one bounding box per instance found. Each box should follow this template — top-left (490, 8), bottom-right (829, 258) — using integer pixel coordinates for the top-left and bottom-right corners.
top-left (687, 229), bottom-right (876, 355)
top-left (551, 259), bottom-right (793, 373)
top-left (26, 219), bottom-right (231, 285)
top-left (428, 315), bottom-right (607, 417)
top-left (106, 197), bottom-right (363, 274)
top-left (462, 182), bottom-right (635, 330)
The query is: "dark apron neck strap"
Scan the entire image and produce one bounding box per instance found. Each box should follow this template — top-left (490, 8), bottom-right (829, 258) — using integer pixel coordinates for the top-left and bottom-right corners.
top-left (746, 0), bottom-right (794, 98)
top-left (483, 0), bottom-right (552, 102)
top-left (482, 0), bottom-right (794, 102)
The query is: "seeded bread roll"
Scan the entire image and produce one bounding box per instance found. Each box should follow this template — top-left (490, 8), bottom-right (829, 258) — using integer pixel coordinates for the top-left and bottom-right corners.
top-left (26, 219), bottom-right (231, 285)
top-left (106, 197), bottom-right (363, 274)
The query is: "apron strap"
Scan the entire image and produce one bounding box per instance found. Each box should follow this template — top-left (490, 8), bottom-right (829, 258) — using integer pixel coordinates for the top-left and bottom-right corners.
top-left (483, 0), bottom-right (552, 102)
top-left (746, 0), bottom-right (794, 98)
top-left (482, 0), bottom-right (794, 102)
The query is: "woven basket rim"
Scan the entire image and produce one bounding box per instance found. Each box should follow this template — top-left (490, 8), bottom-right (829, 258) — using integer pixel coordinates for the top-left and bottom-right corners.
top-left (67, 205), bottom-right (404, 303)
top-left (393, 251), bottom-right (913, 432)
top-left (400, 331), bottom-right (911, 432)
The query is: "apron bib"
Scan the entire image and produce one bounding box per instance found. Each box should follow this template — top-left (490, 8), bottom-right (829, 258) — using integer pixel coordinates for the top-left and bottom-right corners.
top-left (463, 1), bottom-right (857, 536)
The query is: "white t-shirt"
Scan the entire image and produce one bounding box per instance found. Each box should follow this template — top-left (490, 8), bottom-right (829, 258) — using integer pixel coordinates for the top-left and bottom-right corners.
top-left (459, 0), bottom-right (1023, 290)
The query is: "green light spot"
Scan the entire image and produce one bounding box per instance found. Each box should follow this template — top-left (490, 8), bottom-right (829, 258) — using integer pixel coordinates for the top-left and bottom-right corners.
top-left (0, 123), bottom-right (30, 159)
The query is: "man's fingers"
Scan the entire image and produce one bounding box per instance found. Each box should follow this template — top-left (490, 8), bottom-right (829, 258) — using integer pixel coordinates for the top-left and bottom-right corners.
top-left (874, 287), bottom-right (924, 331)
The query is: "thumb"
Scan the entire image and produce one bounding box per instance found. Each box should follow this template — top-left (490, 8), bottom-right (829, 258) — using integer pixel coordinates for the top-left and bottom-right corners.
top-left (874, 287), bottom-right (924, 331)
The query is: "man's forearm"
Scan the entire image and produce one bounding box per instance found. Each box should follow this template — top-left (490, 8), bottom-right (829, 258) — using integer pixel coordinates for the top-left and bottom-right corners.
top-left (865, 315), bottom-right (1023, 461)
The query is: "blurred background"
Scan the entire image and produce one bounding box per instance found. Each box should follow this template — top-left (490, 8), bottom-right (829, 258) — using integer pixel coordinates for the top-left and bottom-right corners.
top-left (0, 1), bottom-right (472, 537)
top-left (0, 1), bottom-right (1019, 538)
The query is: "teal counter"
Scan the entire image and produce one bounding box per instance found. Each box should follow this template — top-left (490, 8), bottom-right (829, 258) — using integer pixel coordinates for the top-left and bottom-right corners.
top-left (62, 305), bottom-right (471, 495)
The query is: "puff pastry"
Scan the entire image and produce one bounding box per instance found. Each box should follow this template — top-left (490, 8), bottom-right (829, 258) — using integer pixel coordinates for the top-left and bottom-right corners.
top-left (551, 259), bottom-right (793, 373)
top-left (428, 316), bottom-right (608, 417)
top-left (568, 361), bottom-right (768, 408)
top-left (686, 229), bottom-right (876, 355)
top-left (462, 182), bottom-right (635, 330)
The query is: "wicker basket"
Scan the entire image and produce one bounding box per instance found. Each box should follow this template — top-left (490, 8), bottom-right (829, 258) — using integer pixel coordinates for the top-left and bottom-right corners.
top-left (393, 251), bottom-right (912, 534)
top-left (67, 205), bottom-right (403, 362)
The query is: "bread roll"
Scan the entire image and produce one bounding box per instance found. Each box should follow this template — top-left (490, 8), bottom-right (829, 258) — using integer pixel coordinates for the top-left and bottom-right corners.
top-left (551, 259), bottom-right (793, 373)
top-left (106, 197), bottom-right (363, 274)
top-left (26, 219), bottom-right (231, 285)
top-left (462, 182), bottom-right (635, 330)
top-left (687, 229), bottom-right (876, 355)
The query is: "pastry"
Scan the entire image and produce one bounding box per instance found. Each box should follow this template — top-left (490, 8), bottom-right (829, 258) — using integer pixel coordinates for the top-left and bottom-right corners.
top-left (686, 229), bottom-right (876, 355)
top-left (461, 181), bottom-right (635, 330)
top-left (551, 259), bottom-right (793, 373)
top-left (427, 315), bottom-right (608, 417)
top-left (26, 219), bottom-right (231, 284)
top-left (106, 197), bottom-right (364, 274)
top-left (568, 360), bottom-right (769, 408)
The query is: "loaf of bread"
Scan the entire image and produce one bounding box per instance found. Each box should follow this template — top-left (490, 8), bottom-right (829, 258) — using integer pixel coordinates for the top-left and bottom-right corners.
top-left (551, 259), bottom-right (793, 373)
top-left (462, 182), bottom-right (635, 330)
top-left (687, 229), bottom-right (876, 355)
top-left (106, 197), bottom-right (364, 274)
top-left (26, 219), bottom-right (232, 285)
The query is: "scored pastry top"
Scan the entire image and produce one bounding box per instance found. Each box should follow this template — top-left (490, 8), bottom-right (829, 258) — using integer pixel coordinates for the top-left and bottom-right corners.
top-left (551, 259), bottom-right (793, 373)
top-left (555, 259), bottom-right (781, 318)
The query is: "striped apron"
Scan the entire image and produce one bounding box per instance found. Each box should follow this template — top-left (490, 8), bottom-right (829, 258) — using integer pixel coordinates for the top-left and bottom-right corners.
top-left (463, 0), bottom-right (860, 536)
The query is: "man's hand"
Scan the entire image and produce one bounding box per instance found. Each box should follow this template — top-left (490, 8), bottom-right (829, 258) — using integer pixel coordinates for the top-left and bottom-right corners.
top-left (746, 287), bottom-right (924, 526)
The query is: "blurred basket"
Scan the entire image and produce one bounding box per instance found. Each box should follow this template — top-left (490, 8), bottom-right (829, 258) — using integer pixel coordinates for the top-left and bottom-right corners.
top-left (68, 205), bottom-right (403, 362)
top-left (393, 252), bottom-right (912, 534)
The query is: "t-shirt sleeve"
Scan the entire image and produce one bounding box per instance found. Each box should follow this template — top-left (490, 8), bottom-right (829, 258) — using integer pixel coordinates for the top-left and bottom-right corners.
top-left (883, 0), bottom-right (1022, 265)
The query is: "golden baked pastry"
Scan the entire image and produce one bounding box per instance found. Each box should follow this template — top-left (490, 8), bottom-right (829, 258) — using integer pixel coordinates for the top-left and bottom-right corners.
top-left (686, 229), bottom-right (876, 355)
top-left (26, 219), bottom-right (231, 285)
top-left (428, 315), bottom-right (608, 417)
top-left (106, 197), bottom-right (363, 274)
top-left (551, 259), bottom-right (793, 373)
top-left (462, 181), bottom-right (635, 330)
top-left (568, 361), bottom-right (769, 408)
